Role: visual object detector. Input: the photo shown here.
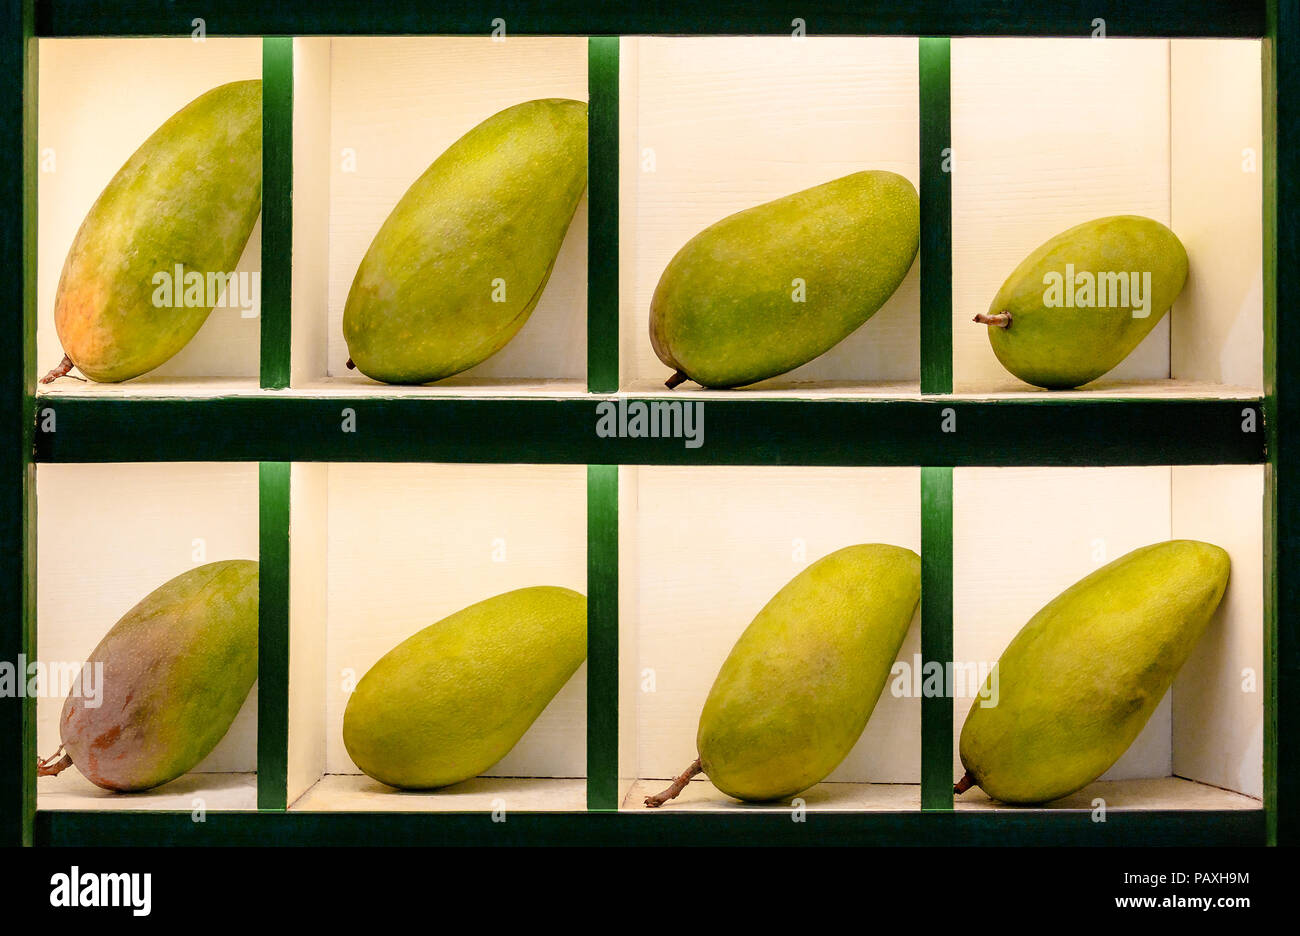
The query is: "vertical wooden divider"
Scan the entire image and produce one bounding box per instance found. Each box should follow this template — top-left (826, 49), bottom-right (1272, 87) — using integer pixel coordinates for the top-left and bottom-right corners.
top-left (587, 36), bottom-right (619, 393)
top-left (921, 467), bottom-right (954, 810)
top-left (258, 462), bottom-right (291, 810)
top-left (587, 464), bottom-right (619, 810)
top-left (261, 36), bottom-right (293, 390)
top-left (0, 0), bottom-right (36, 847)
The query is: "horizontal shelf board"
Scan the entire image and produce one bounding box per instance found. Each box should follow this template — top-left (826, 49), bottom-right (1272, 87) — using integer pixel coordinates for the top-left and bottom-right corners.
top-left (37, 377), bottom-right (262, 399)
top-left (621, 378), bottom-right (922, 399)
top-left (291, 775), bottom-right (586, 812)
top-left (954, 776), bottom-right (1261, 812)
top-left (37, 771), bottom-right (257, 812)
top-left (32, 396), bottom-right (1264, 465)
top-left (35, 1), bottom-right (1265, 38)
top-left (33, 805), bottom-right (1265, 846)
top-left (949, 379), bottom-right (1264, 401)
top-left (622, 779), bottom-right (920, 811)
top-left (295, 377), bottom-right (590, 397)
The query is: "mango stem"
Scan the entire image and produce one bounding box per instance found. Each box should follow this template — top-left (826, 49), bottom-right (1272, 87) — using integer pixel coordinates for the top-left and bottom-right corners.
top-left (954, 771), bottom-right (976, 795)
top-left (345, 358), bottom-right (356, 370)
top-left (644, 757), bottom-right (703, 808)
top-left (664, 371), bottom-right (688, 390)
top-left (973, 311), bottom-right (1012, 329)
top-left (40, 354), bottom-right (77, 384)
top-left (37, 747), bottom-right (72, 778)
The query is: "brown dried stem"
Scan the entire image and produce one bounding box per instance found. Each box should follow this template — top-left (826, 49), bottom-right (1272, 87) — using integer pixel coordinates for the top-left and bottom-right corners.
top-left (644, 757), bottom-right (703, 808)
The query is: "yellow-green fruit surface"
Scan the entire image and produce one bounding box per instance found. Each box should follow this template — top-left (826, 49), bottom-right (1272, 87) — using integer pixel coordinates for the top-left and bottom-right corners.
top-left (58, 560), bottom-right (259, 791)
top-left (343, 586), bottom-right (587, 789)
top-left (649, 171), bottom-right (919, 388)
top-left (697, 544), bottom-right (921, 802)
top-left (343, 99), bottom-right (589, 384)
top-left (984, 215), bottom-right (1189, 389)
top-left (959, 540), bottom-right (1230, 804)
top-left (53, 80), bottom-right (263, 382)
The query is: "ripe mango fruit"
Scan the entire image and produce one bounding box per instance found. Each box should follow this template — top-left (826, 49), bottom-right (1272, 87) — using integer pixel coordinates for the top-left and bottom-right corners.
top-left (343, 586), bottom-right (587, 789)
top-left (977, 215), bottom-right (1189, 389)
top-left (343, 99), bottom-right (589, 384)
top-left (44, 80), bottom-right (263, 384)
top-left (38, 560), bottom-right (259, 792)
top-left (646, 544), bottom-right (920, 806)
top-left (957, 540), bottom-right (1229, 805)
top-left (649, 171), bottom-right (919, 389)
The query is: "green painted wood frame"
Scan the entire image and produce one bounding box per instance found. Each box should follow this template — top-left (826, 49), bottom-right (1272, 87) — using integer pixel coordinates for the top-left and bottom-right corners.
top-left (3, 4), bottom-right (1290, 847)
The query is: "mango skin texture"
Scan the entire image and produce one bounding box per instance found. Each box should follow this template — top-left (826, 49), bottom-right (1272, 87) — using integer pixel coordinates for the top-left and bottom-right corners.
top-left (959, 540), bottom-right (1229, 805)
top-left (58, 560), bottom-right (259, 792)
top-left (53, 80), bottom-right (263, 382)
top-left (343, 99), bottom-right (589, 384)
top-left (649, 171), bottom-right (919, 388)
top-left (697, 544), bottom-right (920, 802)
top-left (984, 215), bottom-right (1189, 390)
top-left (342, 586), bottom-right (587, 790)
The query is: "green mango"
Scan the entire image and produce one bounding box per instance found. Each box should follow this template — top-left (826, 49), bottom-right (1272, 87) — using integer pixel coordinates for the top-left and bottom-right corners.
top-left (343, 586), bottom-right (587, 789)
top-left (649, 171), bottom-right (919, 389)
top-left (957, 540), bottom-right (1229, 805)
top-left (43, 80), bottom-right (263, 384)
top-left (343, 99), bottom-right (589, 384)
top-left (977, 215), bottom-right (1189, 390)
top-left (38, 560), bottom-right (259, 792)
top-left (646, 544), bottom-right (920, 806)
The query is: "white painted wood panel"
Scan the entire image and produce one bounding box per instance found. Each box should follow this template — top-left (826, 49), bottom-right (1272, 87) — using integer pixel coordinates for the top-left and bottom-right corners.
top-left (617, 466), bottom-right (640, 803)
top-left (953, 467), bottom-right (1175, 782)
top-left (36, 39), bottom-right (263, 387)
top-left (35, 463), bottom-right (260, 809)
top-left (291, 38), bottom-right (333, 386)
top-left (1171, 465), bottom-right (1264, 798)
top-left (319, 37), bottom-right (588, 385)
top-left (621, 37), bottom-right (920, 390)
top-left (1169, 40), bottom-right (1264, 390)
top-left (320, 463), bottom-right (588, 784)
top-left (953, 466), bottom-right (1262, 800)
top-left (287, 463), bottom-right (328, 804)
top-left (951, 39), bottom-right (1172, 391)
top-left (626, 466), bottom-right (921, 794)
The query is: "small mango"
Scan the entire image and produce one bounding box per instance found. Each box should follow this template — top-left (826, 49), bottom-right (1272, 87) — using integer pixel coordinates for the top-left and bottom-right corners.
top-left (956, 540), bottom-right (1229, 804)
top-left (649, 171), bottom-right (919, 389)
top-left (976, 215), bottom-right (1189, 389)
top-left (342, 586), bottom-right (587, 790)
top-left (43, 80), bottom-right (263, 383)
top-left (38, 560), bottom-right (259, 792)
top-left (343, 99), bottom-right (589, 384)
top-left (646, 544), bottom-right (920, 806)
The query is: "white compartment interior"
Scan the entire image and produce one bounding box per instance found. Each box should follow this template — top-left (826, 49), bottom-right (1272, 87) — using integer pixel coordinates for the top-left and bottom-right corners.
top-left (36, 38), bottom-right (264, 395)
top-left (35, 463), bottom-right (260, 811)
top-left (619, 466), bottom-right (922, 811)
top-left (288, 463), bottom-right (588, 812)
top-left (951, 38), bottom-right (1263, 397)
top-left (291, 37), bottom-right (590, 394)
top-left (952, 466), bottom-right (1263, 810)
top-left (618, 37), bottom-right (921, 396)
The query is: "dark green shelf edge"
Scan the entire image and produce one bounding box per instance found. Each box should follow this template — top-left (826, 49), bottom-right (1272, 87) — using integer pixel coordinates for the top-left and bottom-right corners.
top-left (920, 468), bottom-right (954, 809)
top-left (586, 465), bottom-right (618, 809)
top-left (31, 807), bottom-right (1266, 847)
top-left (30, 397), bottom-right (1266, 466)
top-left (257, 463), bottom-right (290, 811)
top-left (0, 0), bottom-right (36, 849)
top-left (1263, 0), bottom-right (1297, 848)
top-left (587, 38), bottom-right (618, 394)
top-left (33, 0), bottom-right (1265, 38)
top-left (919, 39), bottom-right (952, 395)
top-left (260, 38), bottom-right (293, 390)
